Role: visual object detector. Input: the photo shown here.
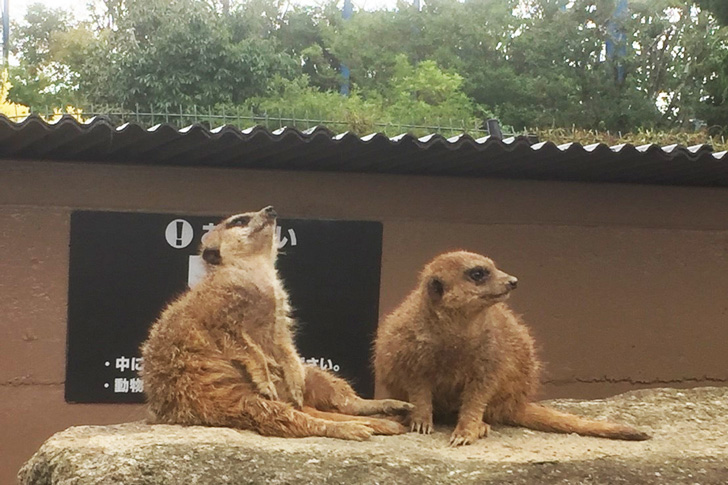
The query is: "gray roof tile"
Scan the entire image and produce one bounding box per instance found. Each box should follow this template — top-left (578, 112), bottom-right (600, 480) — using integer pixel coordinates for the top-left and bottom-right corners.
top-left (0, 114), bottom-right (725, 187)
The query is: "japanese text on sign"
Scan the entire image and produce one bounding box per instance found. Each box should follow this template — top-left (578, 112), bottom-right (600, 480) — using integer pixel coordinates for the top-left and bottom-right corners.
top-left (104, 356), bottom-right (144, 394)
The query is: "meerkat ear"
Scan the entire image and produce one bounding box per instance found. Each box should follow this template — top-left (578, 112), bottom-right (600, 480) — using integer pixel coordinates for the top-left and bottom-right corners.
top-left (202, 248), bottom-right (222, 265)
top-left (427, 277), bottom-right (444, 302)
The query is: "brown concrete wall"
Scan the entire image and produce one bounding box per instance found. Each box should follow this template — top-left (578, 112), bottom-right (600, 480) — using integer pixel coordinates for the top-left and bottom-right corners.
top-left (2, 159), bottom-right (727, 483)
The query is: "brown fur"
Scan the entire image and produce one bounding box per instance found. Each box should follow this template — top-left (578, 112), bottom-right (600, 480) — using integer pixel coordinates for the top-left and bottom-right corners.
top-left (374, 251), bottom-right (650, 446)
top-left (141, 207), bottom-right (412, 440)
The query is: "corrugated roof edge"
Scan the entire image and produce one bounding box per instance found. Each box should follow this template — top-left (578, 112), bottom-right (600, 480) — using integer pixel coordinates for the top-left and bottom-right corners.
top-left (1, 113), bottom-right (719, 159)
top-left (1, 114), bottom-right (727, 187)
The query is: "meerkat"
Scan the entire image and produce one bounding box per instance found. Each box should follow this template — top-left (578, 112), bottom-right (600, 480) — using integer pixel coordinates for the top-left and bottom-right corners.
top-left (374, 250), bottom-right (650, 446)
top-left (141, 206), bottom-right (411, 440)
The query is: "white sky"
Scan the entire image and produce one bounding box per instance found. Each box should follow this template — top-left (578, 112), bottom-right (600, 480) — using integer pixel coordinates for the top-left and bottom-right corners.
top-left (9, 0), bottom-right (90, 20)
top-left (6, 0), bottom-right (402, 23)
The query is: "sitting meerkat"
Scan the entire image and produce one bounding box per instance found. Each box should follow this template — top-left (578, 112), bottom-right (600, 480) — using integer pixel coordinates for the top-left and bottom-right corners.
top-left (374, 250), bottom-right (650, 446)
top-left (141, 206), bottom-right (411, 440)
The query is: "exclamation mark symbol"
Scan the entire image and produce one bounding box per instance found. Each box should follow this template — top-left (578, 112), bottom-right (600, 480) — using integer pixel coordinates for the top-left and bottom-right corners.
top-left (165, 219), bottom-right (192, 249)
top-left (175, 221), bottom-right (184, 247)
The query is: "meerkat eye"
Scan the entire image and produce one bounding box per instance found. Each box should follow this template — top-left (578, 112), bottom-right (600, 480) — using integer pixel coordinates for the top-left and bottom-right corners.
top-left (466, 267), bottom-right (490, 282)
top-left (228, 216), bottom-right (251, 227)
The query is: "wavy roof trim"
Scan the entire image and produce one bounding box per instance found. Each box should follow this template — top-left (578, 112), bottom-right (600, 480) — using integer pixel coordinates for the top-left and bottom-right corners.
top-left (1, 114), bottom-right (726, 187)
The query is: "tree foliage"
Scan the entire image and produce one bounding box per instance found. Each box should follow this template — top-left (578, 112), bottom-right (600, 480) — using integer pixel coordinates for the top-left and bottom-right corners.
top-left (696, 0), bottom-right (728, 25)
top-left (76, 0), bottom-right (297, 106)
top-left (5, 0), bottom-right (728, 135)
top-left (7, 4), bottom-right (77, 107)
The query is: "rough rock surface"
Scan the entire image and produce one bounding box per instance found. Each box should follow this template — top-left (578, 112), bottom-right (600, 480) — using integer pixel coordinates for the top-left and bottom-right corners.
top-left (19, 387), bottom-right (728, 484)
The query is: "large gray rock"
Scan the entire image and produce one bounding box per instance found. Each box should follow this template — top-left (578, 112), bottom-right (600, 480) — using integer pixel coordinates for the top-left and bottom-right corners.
top-left (19, 387), bottom-right (728, 484)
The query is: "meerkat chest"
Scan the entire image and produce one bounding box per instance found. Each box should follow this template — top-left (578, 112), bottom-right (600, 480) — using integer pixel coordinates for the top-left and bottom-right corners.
top-left (207, 268), bottom-right (282, 327)
top-left (425, 329), bottom-right (487, 370)
top-left (270, 278), bottom-right (292, 317)
top-left (426, 314), bottom-right (500, 374)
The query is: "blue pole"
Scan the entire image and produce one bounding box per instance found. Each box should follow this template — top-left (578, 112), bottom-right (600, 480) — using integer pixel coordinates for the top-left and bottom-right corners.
top-left (606, 0), bottom-right (628, 84)
top-left (2, 0), bottom-right (9, 66)
top-left (340, 0), bottom-right (352, 96)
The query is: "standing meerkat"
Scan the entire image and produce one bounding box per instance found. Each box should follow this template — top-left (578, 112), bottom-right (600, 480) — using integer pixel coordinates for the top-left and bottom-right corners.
top-left (141, 206), bottom-right (411, 440)
top-left (374, 250), bottom-right (650, 446)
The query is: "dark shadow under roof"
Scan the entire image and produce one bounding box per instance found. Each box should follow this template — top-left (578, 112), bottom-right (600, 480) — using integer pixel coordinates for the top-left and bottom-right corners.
top-left (1, 114), bottom-right (726, 187)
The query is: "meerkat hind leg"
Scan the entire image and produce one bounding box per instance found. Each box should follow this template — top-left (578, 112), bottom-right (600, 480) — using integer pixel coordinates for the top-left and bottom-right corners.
top-left (200, 390), bottom-right (373, 441)
top-left (304, 366), bottom-right (414, 416)
top-left (168, 362), bottom-right (372, 441)
top-left (302, 406), bottom-right (406, 435)
top-left (250, 402), bottom-right (374, 441)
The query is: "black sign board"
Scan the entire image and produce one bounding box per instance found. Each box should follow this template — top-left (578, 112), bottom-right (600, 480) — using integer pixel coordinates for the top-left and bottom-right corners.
top-left (66, 211), bottom-right (383, 403)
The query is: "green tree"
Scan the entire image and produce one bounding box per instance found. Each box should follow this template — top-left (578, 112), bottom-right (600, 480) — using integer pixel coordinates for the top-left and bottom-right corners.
top-left (7, 4), bottom-right (77, 108)
top-left (331, 6), bottom-right (415, 93)
top-left (247, 57), bottom-right (482, 136)
top-left (384, 55), bottom-right (484, 129)
top-left (5, 0), bottom-right (727, 134)
top-left (696, 0), bottom-right (728, 25)
top-left (273, 3), bottom-right (343, 92)
top-left (248, 76), bottom-right (383, 133)
top-left (10, 0), bottom-right (299, 108)
top-left (628, 1), bottom-right (727, 127)
top-left (76, 0), bottom-right (297, 106)
top-left (690, 0), bottom-right (728, 127)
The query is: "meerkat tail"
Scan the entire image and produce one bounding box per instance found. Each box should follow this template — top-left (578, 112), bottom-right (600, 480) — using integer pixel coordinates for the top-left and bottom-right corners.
top-left (508, 403), bottom-right (651, 441)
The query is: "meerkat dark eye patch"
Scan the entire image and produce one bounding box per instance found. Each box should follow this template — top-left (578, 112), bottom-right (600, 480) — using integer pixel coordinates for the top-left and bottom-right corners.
top-left (202, 248), bottom-right (222, 265)
top-left (466, 267), bottom-right (490, 283)
top-left (227, 215), bottom-right (251, 228)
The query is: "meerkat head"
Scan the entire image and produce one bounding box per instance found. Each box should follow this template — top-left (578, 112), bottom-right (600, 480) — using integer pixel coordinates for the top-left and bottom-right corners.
top-left (200, 206), bottom-right (278, 266)
top-left (420, 251), bottom-right (518, 313)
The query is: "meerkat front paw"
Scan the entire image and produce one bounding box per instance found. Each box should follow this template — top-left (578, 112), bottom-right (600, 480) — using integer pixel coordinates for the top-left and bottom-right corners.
top-left (290, 387), bottom-right (304, 409)
top-left (448, 421), bottom-right (488, 446)
top-left (279, 365), bottom-right (305, 409)
top-left (410, 414), bottom-right (433, 434)
top-left (328, 422), bottom-right (374, 441)
top-left (257, 380), bottom-right (279, 401)
top-left (363, 417), bottom-right (408, 435)
top-left (379, 399), bottom-right (415, 415)
top-left (276, 380), bottom-right (304, 409)
top-left (477, 421), bottom-right (490, 438)
top-left (266, 357), bottom-right (284, 380)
